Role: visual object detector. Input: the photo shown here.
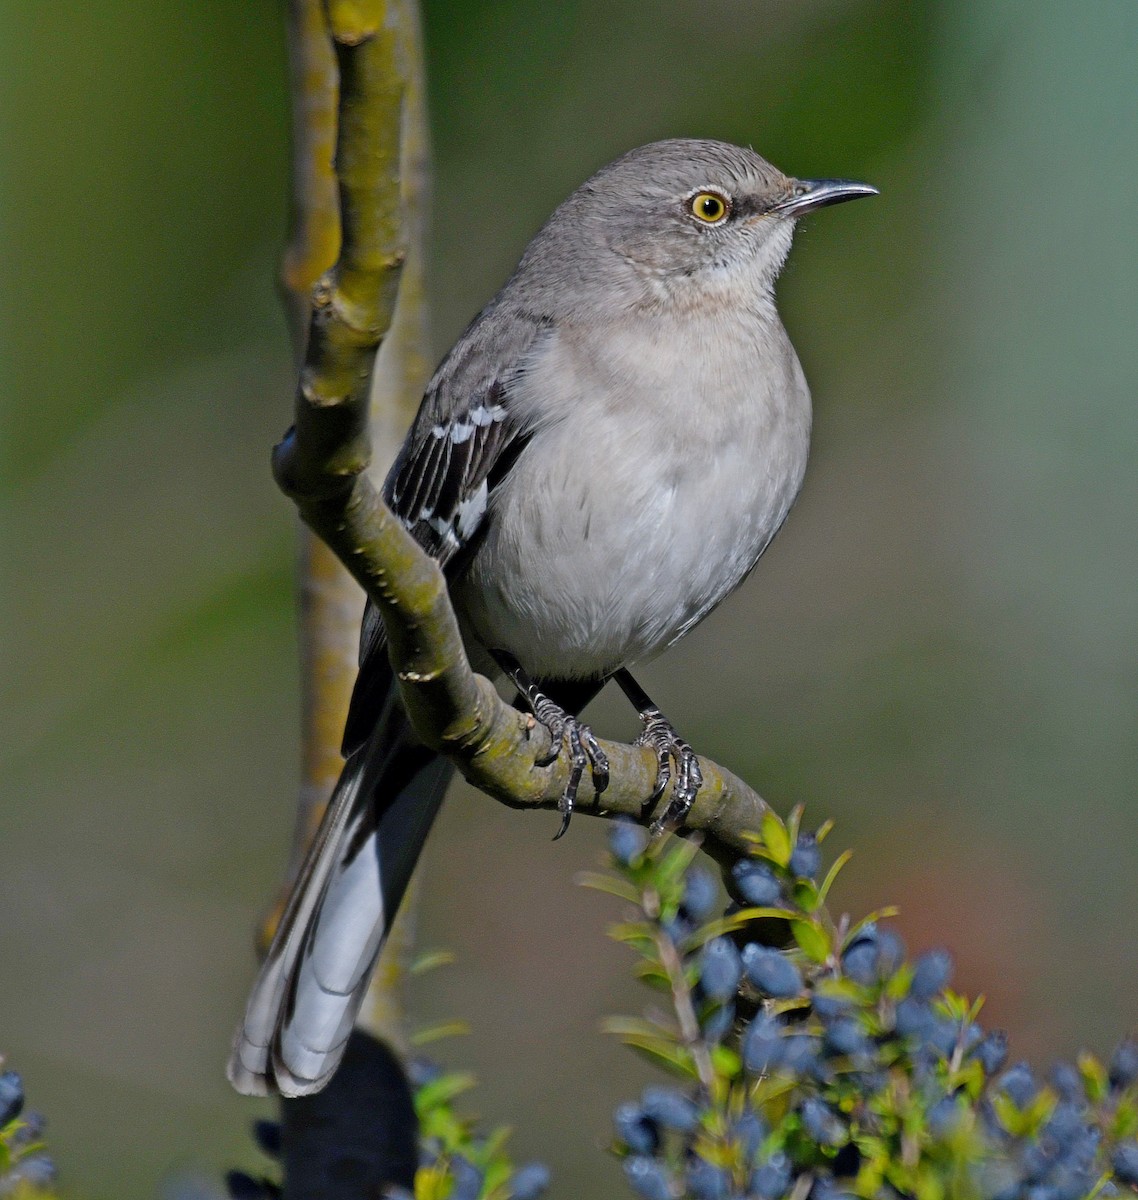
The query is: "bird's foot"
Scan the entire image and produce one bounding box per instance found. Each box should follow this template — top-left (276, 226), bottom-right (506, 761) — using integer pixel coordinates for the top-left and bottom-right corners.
top-left (635, 706), bottom-right (703, 834)
top-left (530, 693), bottom-right (610, 839)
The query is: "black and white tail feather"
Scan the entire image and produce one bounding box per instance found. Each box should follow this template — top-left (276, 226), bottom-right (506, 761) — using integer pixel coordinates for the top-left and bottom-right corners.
top-left (227, 310), bottom-right (540, 1097)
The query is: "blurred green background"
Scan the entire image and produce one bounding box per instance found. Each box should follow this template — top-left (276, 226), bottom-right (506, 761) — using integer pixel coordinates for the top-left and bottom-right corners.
top-left (2, 0), bottom-right (1137, 1195)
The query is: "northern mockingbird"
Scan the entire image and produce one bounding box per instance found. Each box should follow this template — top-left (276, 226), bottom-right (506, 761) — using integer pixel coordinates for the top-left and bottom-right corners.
top-left (230, 138), bottom-right (875, 1096)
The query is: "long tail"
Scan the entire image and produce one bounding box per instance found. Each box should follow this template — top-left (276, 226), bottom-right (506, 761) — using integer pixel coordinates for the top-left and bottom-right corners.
top-left (228, 682), bottom-right (452, 1097)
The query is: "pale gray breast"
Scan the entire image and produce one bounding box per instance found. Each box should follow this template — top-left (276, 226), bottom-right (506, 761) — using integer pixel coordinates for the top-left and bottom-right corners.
top-left (454, 308), bottom-right (812, 680)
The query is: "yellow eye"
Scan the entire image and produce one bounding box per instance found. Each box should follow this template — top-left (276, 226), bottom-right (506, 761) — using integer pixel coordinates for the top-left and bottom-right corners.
top-left (689, 191), bottom-right (729, 224)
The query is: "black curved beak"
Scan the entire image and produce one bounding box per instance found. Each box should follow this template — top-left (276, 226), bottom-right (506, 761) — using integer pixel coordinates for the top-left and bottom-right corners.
top-left (774, 178), bottom-right (879, 218)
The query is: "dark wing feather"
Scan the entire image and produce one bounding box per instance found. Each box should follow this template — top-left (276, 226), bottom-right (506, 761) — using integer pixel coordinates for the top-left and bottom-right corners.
top-left (341, 309), bottom-right (548, 754)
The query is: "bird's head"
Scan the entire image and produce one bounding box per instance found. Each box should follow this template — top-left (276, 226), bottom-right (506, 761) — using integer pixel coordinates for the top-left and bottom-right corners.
top-left (528, 139), bottom-right (876, 311)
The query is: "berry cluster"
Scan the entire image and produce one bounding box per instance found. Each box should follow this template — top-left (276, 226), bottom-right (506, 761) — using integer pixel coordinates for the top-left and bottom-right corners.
top-left (595, 811), bottom-right (1138, 1200)
top-left (0, 1060), bottom-right (57, 1195)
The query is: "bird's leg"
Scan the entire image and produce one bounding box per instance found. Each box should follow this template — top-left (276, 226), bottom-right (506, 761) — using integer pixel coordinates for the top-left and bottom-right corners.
top-left (491, 651), bottom-right (609, 839)
top-left (614, 669), bottom-right (703, 833)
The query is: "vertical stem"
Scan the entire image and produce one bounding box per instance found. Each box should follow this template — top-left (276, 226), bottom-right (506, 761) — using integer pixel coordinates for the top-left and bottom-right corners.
top-left (262, 0), bottom-right (365, 958)
top-left (270, 0), bottom-right (432, 1052)
top-left (356, 0), bottom-right (433, 1048)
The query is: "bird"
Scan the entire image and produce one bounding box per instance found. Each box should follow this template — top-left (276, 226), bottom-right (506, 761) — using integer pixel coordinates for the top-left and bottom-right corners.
top-left (228, 138), bottom-right (876, 1096)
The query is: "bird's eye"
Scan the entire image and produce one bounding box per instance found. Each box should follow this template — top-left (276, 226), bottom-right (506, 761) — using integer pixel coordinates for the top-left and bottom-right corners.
top-left (689, 191), bottom-right (730, 224)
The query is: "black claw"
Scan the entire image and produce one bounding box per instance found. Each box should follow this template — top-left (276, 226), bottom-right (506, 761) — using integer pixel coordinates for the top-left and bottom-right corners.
top-left (527, 690), bottom-right (607, 838)
top-left (635, 706), bottom-right (703, 831)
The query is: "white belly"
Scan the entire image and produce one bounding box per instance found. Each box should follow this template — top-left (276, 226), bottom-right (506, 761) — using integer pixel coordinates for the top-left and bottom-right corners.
top-left (453, 312), bottom-right (811, 680)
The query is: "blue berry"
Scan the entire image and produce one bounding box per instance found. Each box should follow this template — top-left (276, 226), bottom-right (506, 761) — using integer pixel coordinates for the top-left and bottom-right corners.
top-left (252, 1119), bottom-right (282, 1159)
top-left (699, 938), bottom-right (743, 1002)
top-left (450, 1155), bottom-right (483, 1200)
top-left (789, 834), bottom-right (821, 880)
top-left (1050, 1061), bottom-right (1083, 1102)
top-left (623, 1155), bottom-right (674, 1200)
top-left (800, 1097), bottom-right (845, 1147)
top-left (974, 1031), bottom-right (1009, 1076)
top-left (509, 1162), bottom-right (552, 1200)
top-left (5, 1154), bottom-right (57, 1188)
top-left (406, 1055), bottom-right (442, 1087)
top-left (742, 944), bottom-right (802, 998)
top-left (876, 929), bottom-right (906, 977)
top-left (927, 1095), bottom-right (963, 1138)
top-left (688, 1157), bottom-right (732, 1199)
top-left (610, 818), bottom-right (649, 866)
top-left (1115, 1143), bottom-right (1138, 1187)
top-left (909, 950), bottom-right (953, 1002)
top-left (812, 991), bottom-right (854, 1020)
top-left (1111, 1040), bottom-right (1138, 1090)
top-left (823, 1017), bottom-right (872, 1061)
top-left (998, 1062), bottom-right (1038, 1108)
top-left (780, 1033), bottom-right (824, 1077)
top-left (614, 1103), bottom-right (660, 1155)
top-left (894, 998), bottom-right (936, 1041)
top-left (751, 1151), bottom-right (792, 1200)
top-left (731, 861), bottom-right (782, 906)
top-left (641, 1086), bottom-right (698, 1133)
top-left (682, 867), bottom-right (720, 922)
top-left (928, 1017), bottom-right (961, 1058)
top-left (743, 1013), bottom-right (785, 1074)
top-left (9, 1109), bottom-right (45, 1148)
top-left (1045, 1101), bottom-right (1087, 1152)
top-left (661, 914), bottom-right (694, 945)
top-left (841, 938), bottom-right (879, 986)
top-left (701, 1001), bottom-right (736, 1043)
top-left (733, 1109), bottom-right (768, 1157)
top-left (0, 1071), bottom-right (25, 1128)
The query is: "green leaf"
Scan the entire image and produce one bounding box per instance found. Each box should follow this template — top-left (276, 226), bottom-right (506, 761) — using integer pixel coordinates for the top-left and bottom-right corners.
top-left (655, 836), bottom-right (702, 893)
top-left (761, 810), bottom-right (792, 867)
top-left (411, 1020), bottom-right (471, 1046)
top-left (575, 870), bottom-right (641, 904)
top-left (816, 849), bottom-right (853, 907)
top-left (884, 963), bottom-right (913, 1000)
top-left (710, 1044), bottom-right (742, 1079)
top-left (414, 1071), bottom-right (478, 1114)
top-left (632, 960), bottom-right (674, 990)
top-left (786, 804), bottom-right (804, 850)
top-left (603, 1015), bottom-right (680, 1042)
top-left (1079, 1052), bottom-right (1109, 1103)
top-left (607, 920), bottom-right (658, 954)
top-left (410, 947), bottom-right (456, 975)
top-left (681, 906), bottom-right (798, 951)
top-left (845, 908), bottom-right (900, 944)
top-left (481, 1124), bottom-right (514, 1161)
top-left (791, 918), bottom-right (832, 963)
top-left (620, 1034), bottom-right (699, 1079)
top-left (415, 1163), bottom-right (450, 1200)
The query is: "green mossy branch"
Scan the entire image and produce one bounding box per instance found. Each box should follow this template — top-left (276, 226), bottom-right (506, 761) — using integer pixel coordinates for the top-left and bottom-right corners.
top-left (271, 1), bottom-right (772, 864)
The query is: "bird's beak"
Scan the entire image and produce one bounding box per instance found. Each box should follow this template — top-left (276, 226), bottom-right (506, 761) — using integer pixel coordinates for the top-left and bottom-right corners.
top-left (773, 178), bottom-right (879, 218)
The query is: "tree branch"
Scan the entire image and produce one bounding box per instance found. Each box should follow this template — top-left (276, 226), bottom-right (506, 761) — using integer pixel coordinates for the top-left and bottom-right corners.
top-left (271, 4), bottom-right (771, 868)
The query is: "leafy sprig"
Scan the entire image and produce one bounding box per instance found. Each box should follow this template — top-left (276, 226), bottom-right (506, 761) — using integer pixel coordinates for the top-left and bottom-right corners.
top-left (589, 811), bottom-right (1138, 1200)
